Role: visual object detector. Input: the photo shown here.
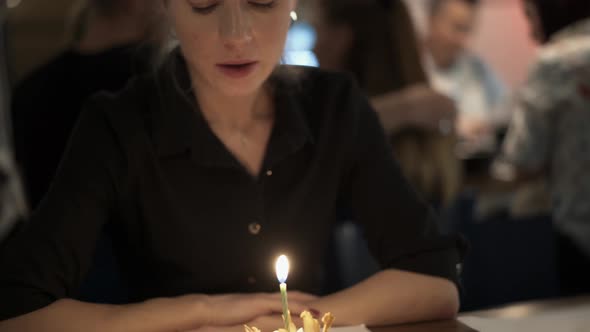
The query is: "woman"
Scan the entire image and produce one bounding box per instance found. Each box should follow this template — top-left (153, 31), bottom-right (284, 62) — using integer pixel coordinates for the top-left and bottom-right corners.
top-left (310, 0), bottom-right (462, 205)
top-left (0, 1), bottom-right (463, 331)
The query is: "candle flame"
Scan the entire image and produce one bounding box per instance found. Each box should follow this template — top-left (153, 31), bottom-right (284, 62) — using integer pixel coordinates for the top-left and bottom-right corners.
top-left (275, 255), bottom-right (289, 283)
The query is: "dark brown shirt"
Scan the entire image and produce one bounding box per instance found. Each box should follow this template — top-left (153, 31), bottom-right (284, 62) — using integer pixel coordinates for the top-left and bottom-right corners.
top-left (0, 52), bottom-right (464, 320)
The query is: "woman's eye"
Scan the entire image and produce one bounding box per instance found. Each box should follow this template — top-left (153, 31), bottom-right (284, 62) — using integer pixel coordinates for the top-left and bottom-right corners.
top-left (190, 1), bottom-right (275, 14)
top-left (191, 2), bottom-right (219, 14)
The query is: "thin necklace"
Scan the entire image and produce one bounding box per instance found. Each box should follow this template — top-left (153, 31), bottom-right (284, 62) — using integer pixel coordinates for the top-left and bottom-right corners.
top-left (239, 133), bottom-right (249, 147)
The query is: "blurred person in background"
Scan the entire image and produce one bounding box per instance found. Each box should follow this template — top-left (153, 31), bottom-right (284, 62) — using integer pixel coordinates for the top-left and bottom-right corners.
top-left (311, 0), bottom-right (462, 206)
top-left (496, 0), bottom-right (590, 296)
top-left (0, 5), bottom-right (27, 246)
top-left (0, 152), bottom-right (25, 245)
top-left (310, 0), bottom-right (457, 137)
top-left (11, 0), bottom-right (160, 209)
top-left (424, 0), bottom-right (507, 147)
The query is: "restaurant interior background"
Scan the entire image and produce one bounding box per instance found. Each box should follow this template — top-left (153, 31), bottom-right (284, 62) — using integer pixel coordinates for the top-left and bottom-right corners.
top-left (1, 0), bottom-right (588, 321)
top-left (5, 0), bottom-right (538, 86)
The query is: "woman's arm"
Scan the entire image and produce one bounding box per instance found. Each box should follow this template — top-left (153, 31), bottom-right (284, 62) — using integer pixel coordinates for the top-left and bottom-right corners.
top-left (0, 293), bottom-right (317, 332)
top-left (340, 81), bottom-right (464, 325)
top-left (370, 84), bottom-right (456, 134)
top-left (309, 269), bottom-right (458, 326)
top-left (0, 297), bottom-right (205, 332)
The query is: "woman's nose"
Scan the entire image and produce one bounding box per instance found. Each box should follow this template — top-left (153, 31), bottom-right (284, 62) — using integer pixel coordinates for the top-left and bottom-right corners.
top-left (219, 4), bottom-right (253, 49)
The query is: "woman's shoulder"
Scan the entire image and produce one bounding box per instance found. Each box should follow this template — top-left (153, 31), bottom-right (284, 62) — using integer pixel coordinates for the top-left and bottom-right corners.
top-left (274, 65), bottom-right (357, 93)
top-left (85, 71), bottom-right (157, 113)
top-left (87, 69), bottom-right (165, 121)
top-left (273, 65), bottom-right (367, 116)
top-left (273, 66), bottom-right (372, 141)
top-left (81, 72), bottom-right (160, 153)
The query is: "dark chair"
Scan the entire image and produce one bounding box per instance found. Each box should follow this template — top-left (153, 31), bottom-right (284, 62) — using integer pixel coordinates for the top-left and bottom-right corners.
top-left (449, 194), bottom-right (560, 311)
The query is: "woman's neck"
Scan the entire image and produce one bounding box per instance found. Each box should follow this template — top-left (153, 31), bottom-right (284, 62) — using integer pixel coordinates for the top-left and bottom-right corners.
top-left (189, 73), bottom-right (276, 177)
top-left (192, 81), bottom-right (274, 132)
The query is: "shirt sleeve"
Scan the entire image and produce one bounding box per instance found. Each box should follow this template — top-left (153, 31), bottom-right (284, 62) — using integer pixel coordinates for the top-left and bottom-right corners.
top-left (502, 58), bottom-right (561, 170)
top-left (340, 79), bottom-right (466, 285)
top-left (475, 55), bottom-right (507, 109)
top-left (0, 98), bottom-right (125, 320)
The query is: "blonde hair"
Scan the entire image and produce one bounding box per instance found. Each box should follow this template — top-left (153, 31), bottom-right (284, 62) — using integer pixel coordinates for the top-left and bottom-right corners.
top-left (319, 0), bottom-right (462, 204)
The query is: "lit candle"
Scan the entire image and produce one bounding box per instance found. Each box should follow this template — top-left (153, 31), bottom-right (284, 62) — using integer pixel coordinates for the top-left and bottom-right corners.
top-left (275, 255), bottom-right (291, 331)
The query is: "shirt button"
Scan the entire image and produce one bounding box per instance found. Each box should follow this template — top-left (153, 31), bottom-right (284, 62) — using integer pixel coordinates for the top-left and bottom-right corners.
top-left (248, 223), bottom-right (262, 235)
top-left (248, 276), bottom-right (257, 284)
top-left (266, 170), bottom-right (273, 176)
top-left (456, 263), bottom-right (463, 276)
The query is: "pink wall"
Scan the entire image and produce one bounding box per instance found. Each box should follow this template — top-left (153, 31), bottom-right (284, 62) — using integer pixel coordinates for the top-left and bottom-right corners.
top-left (469, 0), bottom-right (539, 89)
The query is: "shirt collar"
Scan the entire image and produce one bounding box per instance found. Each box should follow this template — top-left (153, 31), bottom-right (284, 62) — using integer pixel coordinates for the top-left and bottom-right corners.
top-left (553, 18), bottom-right (590, 41)
top-left (151, 49), bottom-right (315, 170)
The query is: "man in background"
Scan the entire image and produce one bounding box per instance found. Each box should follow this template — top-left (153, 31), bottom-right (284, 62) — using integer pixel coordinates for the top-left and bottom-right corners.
top-left (424, 0), bottom-right (507, 146)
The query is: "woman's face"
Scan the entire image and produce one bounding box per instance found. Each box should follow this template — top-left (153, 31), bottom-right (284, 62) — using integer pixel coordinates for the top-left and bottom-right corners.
top-left (166, 0), bottom-right (296, 97)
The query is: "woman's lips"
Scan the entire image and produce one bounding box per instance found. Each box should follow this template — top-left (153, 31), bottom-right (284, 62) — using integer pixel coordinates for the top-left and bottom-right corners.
top-left (216, 61), bottom-right (259, 79)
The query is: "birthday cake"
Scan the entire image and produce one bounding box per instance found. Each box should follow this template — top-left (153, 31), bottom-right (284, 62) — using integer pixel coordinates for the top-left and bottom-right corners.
top-left (253, 255), bottom-right (335, 332)
top-left (244, 311), bottom-right (335, 332)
